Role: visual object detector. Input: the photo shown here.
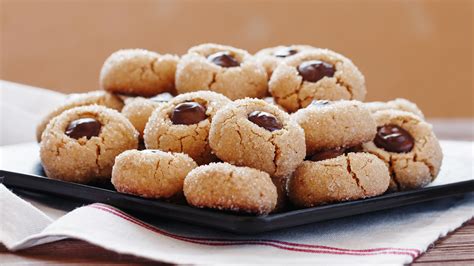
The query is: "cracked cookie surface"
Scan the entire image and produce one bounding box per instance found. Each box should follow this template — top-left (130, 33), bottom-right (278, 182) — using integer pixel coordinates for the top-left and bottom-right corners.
top-left (112, 149), bottom-right (197, 199)
top-left (100, 49), bottom-right (179, 97)
top-left (288, 152), bottom-right (390, 207)
top-left (291, 100), bottom-right (376, 155)
top-left (144, 91), bottom-right (231, 165)
top-left (270, 175), bottom-right (290, 212)
top-left (36, 91), bottom-right (124, 142)
top-left (362, 110), bottom-right (442, 191)
top-left (269, 49), bottom-right (366, 112)
top-left (365, 98), bottom-right (425, 119)
top-left (209, 98), bottom-right (306, 179)
top-left (255, 44), bottom-right (317, 78)
top-left (183, 162), bottom-right (277, 214)
top-left (175, 43), bottom-right (268, 100)
top-left (40, 105), bottom-right (139, 183)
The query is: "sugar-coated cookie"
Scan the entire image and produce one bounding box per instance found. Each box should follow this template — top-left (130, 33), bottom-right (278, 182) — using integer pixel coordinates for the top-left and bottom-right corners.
top-left (271, 175), bottom-right (290, 211)
top-left (365, 98), bottom-right (424, 119)
top-left (175, 43), bottom-right (268, 100)
top-left (40, 105), bottom-right (139, 183)
top-left (291, 100), bottom-right (376, 155)
top-left (144, 91), bottom-right (231, 165)
top-left (288, 152), bottom-right (390, 207)
top-left (121, 92), bottom-right (173, 138)
top-left (263, 96), bottom-right (287, 111)
top-left (100, 49), bottom-right (179, 97)
top-left (209, 98), bottom-right (306, 178)
top-left (112, 149), bottom-right (197, 199)
top-left (269, 49), bottom-right (366, 112)
top-left (255, 45), bottom-right (317, 78)
top-left (362, 110), bottom-right (442, 191)
top-left (36, 91), bottom-right (124, 142)
top-left (183, 162), bottom-right (277, 214)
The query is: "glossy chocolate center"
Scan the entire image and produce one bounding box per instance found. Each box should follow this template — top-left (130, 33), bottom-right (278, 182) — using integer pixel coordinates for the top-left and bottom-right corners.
top-left (374, 125), bottom-right (414, 153)
top-left (297, 60), bottom-right (335, 82)
top-left (208, 51), bottom-right (240, 68)
top-left (248, 111), bottom-right (283, 132)
top-left (65, 118), bottom-right (102, 140)
top-left (171, 102), bottom-right (207, 125)
top-left (274, 47), bottom-right (298, 58)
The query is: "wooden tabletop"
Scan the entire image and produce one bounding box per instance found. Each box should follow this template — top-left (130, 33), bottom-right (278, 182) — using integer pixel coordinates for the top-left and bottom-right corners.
top-left (1, 218), bottom-right (472, 265)
top-left (1, 120), bottom-right (473, 265)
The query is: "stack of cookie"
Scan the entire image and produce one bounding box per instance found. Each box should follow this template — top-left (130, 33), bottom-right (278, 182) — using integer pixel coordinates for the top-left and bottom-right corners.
top-left (37, 43), bottom-right (443, 215)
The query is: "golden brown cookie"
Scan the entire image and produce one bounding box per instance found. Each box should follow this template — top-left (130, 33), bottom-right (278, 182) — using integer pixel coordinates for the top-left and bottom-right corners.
top-left (263, 96), bottom-right (287, 111)
top-left (100, 49), bottom-right (179, 97)
top-left (269, 49), bottom-right (366, 112)
top-left (361, 110), bottom-right (443, 191)
top-left (112, 149), bottom-right (197, 199)
top-left (365, 98), bottom-right (424, 119)
top-left (183, 162), bottom-right (277, 214)
top-left (40, 105), bottom-right (139, 183)
top-left (255, 45), bottom-right (317, 78)
top-left (175, 43), bottom-right (268, 100)
top-left (144, 91), bottom-right (231, 165)
top-left (209, 98), bottom-right (306, 178)
top-left (271, 175), bottom-right (290, 212)
top-left (291, 100), bottom-right (376, 155)
top-left (36, 91), bottom-right (124, 142)
top-left (121, 92), bottom-right (173, 138)
top-left (288, 152), bottom-right (390, 207)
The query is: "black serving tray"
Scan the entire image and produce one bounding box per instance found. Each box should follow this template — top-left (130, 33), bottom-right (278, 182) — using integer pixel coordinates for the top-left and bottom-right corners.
top-left (1, 169), bottom-right (473, 234)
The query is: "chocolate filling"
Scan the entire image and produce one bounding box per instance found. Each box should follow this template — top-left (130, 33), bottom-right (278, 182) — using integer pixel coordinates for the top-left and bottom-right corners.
top-left (248, 111), bottom-right (283, 132)
top-left (65, 118), bottom-right (102, 140)
top-left (297, 60), bottom-right (335, 83)
top-left (374, 125), bottom-right (414, 153)
top-left (208, 51), bottom-right (240, 68)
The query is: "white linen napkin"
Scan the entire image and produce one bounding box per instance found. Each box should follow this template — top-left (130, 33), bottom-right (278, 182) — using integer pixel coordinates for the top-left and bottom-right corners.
top-left (0, 80), bottom-right (66, 146)
top-left (1, 140), bottom-right (473, 265)
top-left (1, 80), bottom-right (473, 264)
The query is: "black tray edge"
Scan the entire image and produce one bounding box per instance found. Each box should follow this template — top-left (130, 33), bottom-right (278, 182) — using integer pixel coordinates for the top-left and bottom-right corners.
top-left (1, 169), bottom-right (473, 234)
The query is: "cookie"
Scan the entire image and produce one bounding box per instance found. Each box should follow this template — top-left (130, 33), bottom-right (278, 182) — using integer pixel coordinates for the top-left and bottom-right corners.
top-left (361, 110), bottom-right (443, 191)
top-left (121, 92), bottom-right (173, 138)
top-left (100, 49), bottom-right (179, 97)
top-left (144, 91), bottom-right (231, 165)
top-left (183, 162), bottom-right (277, 214)
top-left (288, 152), bottom-right (390, 207)
top-left (269, 49), bottom-right (366, 112)
top-left (112, 149), bottom-right (197, 199)
top-left (365, 98), bottom-right (424, 119)
top-left (263, 96), bottom-right (286, 111)
top-left (291, 100), bottom-right (376, 155)
top-left (209, 98), bottom-right (306, 178)
top-left (255, 45), bottom-right (317, 78)
top-left (175, 43), bottom-right (268, 100)
top-left (271, 175), bottom-right (290, 212)
top-left (40, 105), bottom-right (139, 183)
top-left (36, 91), bottom-right (124, 142)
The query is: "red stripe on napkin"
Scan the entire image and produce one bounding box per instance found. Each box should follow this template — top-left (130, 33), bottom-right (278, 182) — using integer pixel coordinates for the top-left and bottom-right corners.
top-left (89, 203), bottom-right (420, 258)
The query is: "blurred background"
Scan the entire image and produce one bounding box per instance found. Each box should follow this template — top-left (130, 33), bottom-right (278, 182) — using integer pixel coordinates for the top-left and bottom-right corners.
top-left (1, 0), bottom-right (473, 118)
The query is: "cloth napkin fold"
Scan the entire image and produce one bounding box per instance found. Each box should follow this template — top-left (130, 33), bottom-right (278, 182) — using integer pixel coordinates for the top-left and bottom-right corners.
top-left (1, 140), bottom-right (473, 265)
top-left (0, 80), bottom-right (65, 146)
top-left (1, 81), bottom-right (473, 264)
